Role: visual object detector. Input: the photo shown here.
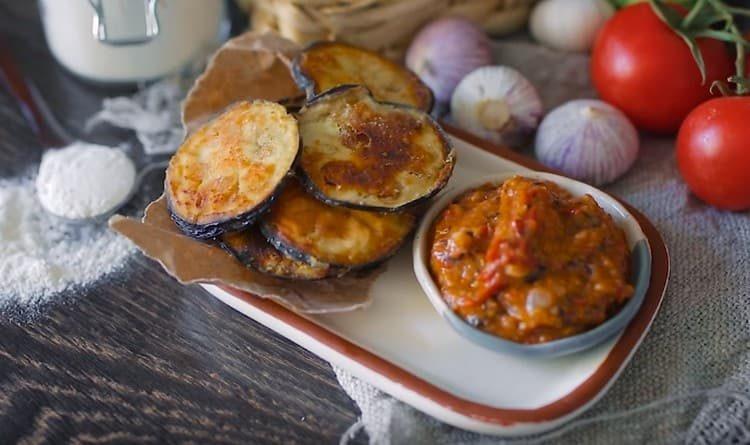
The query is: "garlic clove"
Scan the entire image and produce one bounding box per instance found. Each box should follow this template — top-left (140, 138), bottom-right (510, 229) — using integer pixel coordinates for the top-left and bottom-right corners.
top-left (477, 99), bottom-right (511, 131)
top-left (451, 66), bottom-right (543, 148)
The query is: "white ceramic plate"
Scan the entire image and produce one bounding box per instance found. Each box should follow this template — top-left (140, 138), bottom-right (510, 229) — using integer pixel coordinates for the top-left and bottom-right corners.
top-left (203, 132), bottom-right (670, 436)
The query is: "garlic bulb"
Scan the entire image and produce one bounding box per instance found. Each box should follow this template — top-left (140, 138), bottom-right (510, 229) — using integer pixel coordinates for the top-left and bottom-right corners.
top-left (450, 66), bottom-right (543, 148)
top-left (535, 99), bottom-right (639, 186)
top-left (406, 17), bottom-right (493, 104)
top-left (530, 0), bottom-right (614, 52)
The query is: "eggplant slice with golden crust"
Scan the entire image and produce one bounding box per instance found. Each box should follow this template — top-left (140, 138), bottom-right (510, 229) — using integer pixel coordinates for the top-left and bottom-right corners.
top-left (297, 85), bottom-right (455, 212)
top-left (260, 180), bottom-right (416, 269)
top-left (292, 41), bottom-right (433, 112)
top-left (219, 228), bottom-right (344, 280)
top-left (166, 100), bottom-right (299, 239)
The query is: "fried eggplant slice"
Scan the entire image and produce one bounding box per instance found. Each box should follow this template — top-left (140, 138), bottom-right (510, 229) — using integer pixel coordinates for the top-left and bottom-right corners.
top-left (166, 100), bottom-right (299, 239)
top-left (297, 85), bottom-right (455, 212)
top-left (259, 180), bottom-right (416, 269)
top-left (219, 229), bottom-right (343, 280)
top-left (292, 41), bottom-right (433, 111)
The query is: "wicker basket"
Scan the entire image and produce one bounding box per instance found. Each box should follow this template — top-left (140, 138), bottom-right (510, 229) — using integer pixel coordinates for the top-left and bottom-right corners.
top-left (238, 0), bottom-right (537, 58)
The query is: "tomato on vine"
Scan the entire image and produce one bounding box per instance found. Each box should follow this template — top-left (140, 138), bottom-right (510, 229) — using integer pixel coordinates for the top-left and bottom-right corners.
top-left (677, 96), bottom-right (750, 211)
top-left (652, 1), bottom-right (750, 210)
top-left (591, 3), bottom-right (734, 134)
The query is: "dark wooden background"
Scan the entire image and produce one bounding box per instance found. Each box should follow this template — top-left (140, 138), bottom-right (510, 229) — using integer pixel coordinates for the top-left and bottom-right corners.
top-left (0, 2), bottom-right (365, 443)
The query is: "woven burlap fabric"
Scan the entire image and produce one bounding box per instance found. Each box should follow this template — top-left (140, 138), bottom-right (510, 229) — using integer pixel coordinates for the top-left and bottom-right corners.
top-left (334, 41), bottom-right (750, 445)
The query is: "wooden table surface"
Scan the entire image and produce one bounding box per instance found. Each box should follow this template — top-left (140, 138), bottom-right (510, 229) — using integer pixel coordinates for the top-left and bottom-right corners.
top-left (0, 2), bottom-right (364, 443)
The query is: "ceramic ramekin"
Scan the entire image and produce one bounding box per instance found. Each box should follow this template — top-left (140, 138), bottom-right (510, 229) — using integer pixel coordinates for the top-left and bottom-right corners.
top-left (413, 171), bottom-right (652, 358)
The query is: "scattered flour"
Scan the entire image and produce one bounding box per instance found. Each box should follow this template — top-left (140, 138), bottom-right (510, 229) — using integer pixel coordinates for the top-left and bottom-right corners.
top-left (0, 78), bottom-right (187, 316)
top-left (0, 174), bottom-right (134, 313)
top-left (36, 143), bottom-right (136, 220)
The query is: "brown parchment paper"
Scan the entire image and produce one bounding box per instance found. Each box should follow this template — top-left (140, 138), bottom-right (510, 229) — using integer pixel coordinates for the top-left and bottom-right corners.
top-left (109, 32), bottom-right (384, 314)
top-left (182, 32), bottom-right (303, 133)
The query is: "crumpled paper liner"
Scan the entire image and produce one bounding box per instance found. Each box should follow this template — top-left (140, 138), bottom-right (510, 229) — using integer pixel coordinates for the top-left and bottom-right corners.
top-left (110, 32), bottom-right (385, 314)
top-left (182, 32), bottom-right (303, 133)
top-left (109, 198), bottom-right (379, 313)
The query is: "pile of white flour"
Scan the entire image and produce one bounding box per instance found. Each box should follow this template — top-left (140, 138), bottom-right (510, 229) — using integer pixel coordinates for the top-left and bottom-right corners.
top-left (0, 173), bottom-right (134, 314)
top-left (36, 143), bottom-right (136, 220)
top-left (0, 78), bottom-right (188, 316)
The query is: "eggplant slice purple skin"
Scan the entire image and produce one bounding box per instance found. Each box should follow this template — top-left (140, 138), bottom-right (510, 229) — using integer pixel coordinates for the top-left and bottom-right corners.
top-left (168, 191), bottom-right (280, 240)
top-left (259, 218), bottom-right (410, 272)
top-left (219, 227), bottom-right (345, 280)
top-left (259, 221), bottom-right (322, 267)
top-left (291, 41), bottom-right (434, 112)
top-left (296, 85), bottom-right (455, 213)
top-left (258, 179), bottom-right (417, 270)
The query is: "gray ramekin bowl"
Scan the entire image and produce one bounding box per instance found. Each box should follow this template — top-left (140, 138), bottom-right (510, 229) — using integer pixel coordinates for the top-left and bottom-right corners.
top-left (413, 171), bottom-right (652, 358)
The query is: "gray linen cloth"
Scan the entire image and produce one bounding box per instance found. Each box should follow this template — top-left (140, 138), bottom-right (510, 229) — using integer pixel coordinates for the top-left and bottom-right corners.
top-left (335, 42), bottom-right (750, 444)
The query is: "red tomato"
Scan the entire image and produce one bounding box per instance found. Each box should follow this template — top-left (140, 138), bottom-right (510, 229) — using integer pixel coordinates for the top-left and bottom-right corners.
top-left (677, 96), bottom-right (750, 211)
top-left (591, 4), bottom-right (734, 134)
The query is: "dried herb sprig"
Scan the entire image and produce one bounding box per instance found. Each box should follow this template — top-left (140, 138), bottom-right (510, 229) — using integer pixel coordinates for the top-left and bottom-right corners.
top-left (649, 0), bottom-right (750, 95)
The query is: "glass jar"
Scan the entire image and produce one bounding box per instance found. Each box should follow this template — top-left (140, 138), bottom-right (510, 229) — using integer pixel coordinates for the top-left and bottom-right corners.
top-left (39, 0), bottom-right (229, 83)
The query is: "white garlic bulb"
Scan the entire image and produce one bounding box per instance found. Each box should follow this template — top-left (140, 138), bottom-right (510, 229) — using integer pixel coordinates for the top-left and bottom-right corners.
top-left (406, 17), bottom-right (493, 104)
top-left (535, 99), bottom-right (639, 186)
top-left (530, 0), bottom-right (615, 52)
top-left (450, 66), bottom-right (543, 148)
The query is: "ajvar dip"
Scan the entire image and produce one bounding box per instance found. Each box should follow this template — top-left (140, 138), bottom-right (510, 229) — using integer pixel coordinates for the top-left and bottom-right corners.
top-left (429, 176), bottom-right (634, 344)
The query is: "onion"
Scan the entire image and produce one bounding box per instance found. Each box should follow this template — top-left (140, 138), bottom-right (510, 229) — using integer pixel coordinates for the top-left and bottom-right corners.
top-left (535, 99), bottom-right (639, 186)
top-left (406, 17), bottom-right (492, 104)
top-left (450, 66), bottom-right (543, 148)
top-left (530, 0), bottom-right (614, 52)
top-left (526, 287), bottom-right (554, 314)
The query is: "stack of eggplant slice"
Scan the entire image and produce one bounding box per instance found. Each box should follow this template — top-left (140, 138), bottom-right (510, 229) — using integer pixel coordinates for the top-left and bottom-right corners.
top-left (166, 42), bottom-right (455, 280)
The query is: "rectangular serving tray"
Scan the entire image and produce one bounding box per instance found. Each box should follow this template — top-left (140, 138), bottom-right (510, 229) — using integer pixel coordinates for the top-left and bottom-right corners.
top-left (203, 127), bottom-right (670, 436)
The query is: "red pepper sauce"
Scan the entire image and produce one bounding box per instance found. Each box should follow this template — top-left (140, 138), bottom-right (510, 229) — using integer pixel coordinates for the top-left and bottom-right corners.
top-left (429, 177), bottom-right (634, 344)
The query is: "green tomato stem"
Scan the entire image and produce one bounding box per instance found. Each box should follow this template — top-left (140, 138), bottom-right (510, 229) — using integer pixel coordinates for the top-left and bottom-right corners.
top-left (652, 0), bottom-right (750, 96)
top-left (734, 30), bottom-right (747, 95)
top-left (683, 0), bottom-right (707, 28)
top-left (725, 6), bottom-right (750, 17)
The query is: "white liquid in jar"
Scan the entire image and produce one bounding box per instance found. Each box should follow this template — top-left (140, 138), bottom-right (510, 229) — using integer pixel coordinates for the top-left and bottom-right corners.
top-left (39, 0), bottom-right (228, 83)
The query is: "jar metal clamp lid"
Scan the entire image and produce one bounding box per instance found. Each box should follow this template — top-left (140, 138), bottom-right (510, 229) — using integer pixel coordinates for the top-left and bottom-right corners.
top-left (89, 0), bottom-right (160, 46)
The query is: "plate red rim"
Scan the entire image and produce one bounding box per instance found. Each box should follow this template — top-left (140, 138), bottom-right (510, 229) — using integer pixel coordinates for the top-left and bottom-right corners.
top-left (218, 125), bottom-right (670, 425)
